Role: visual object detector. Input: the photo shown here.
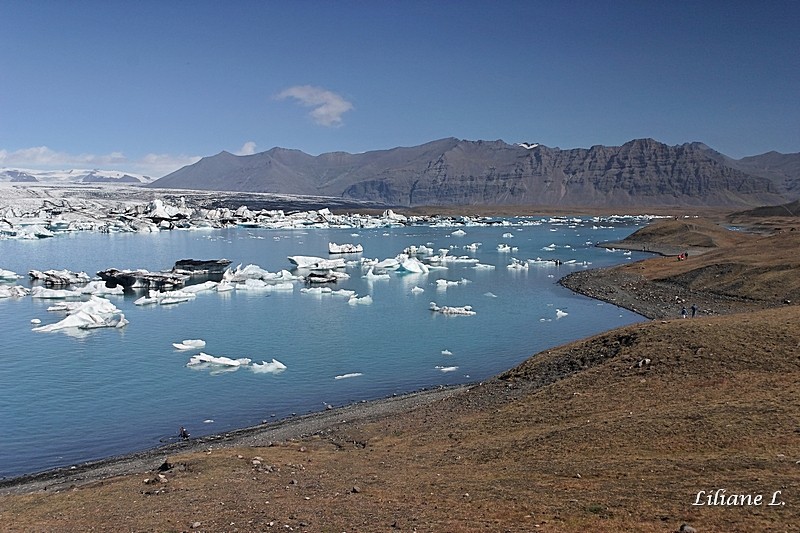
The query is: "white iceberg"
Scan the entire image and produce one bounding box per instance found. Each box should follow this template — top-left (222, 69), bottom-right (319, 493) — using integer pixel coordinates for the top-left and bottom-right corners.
top-left (30, 286), bottom-right (83, 299)
top-left (348, 294), bottom-right (373, 305)
top-left (363, 267), bottom-right (390, 281)
top-left (187, 352), bottom-right (251, 367)
top-left (507, 258), bottom-right (529, 270)
top-left (173, 339), bottom-right (207, 350)
top-left (435, 366), bottom-right (459, 372)
top-left (78, 281), bottom-right (125, 296)
top-left (451, 229), bottom-right (466, 236)
top-left (328, 242), bottom-right (363, 254)
top-left (134, 289), bottom-right (197, 305)
top-left (397, 257), bottom-right (429, 274)
top-left (32, 296), bottom-right (128, 332)
top-left (556, 309), bottom-right (568, 318)
top-left (410, 286), bottom-right (425, 294)
top-left (0, 269), bottom-right (21, 281)
top-left (0, 285), bottom-right (29, 298)
top-left (251, 359), bottom-right (287, 374)
top-left (182, 281), bottom-right (219, 293)
top-left (334, 372), bottom-right (363, 380)
top-left (429, 302), bottom-right (476, 315)
top-left (288, 256), bottom-right (346, 270)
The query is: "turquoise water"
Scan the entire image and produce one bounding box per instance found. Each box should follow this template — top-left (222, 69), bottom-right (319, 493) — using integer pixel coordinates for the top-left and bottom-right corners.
top-left (0, 218), bottom-right (649, 478)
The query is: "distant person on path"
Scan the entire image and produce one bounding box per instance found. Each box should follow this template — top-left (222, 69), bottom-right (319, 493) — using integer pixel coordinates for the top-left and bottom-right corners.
top-left (681, 306), bottom-right (688, 319)
top-left (691, 303), bottom-right (698, 318)
top-left (179, 426), bottom-right (190, 440)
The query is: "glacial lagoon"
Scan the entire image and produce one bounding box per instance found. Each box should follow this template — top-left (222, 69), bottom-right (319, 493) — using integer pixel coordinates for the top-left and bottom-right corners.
top-left (1, 218), bottom-right (650, 478)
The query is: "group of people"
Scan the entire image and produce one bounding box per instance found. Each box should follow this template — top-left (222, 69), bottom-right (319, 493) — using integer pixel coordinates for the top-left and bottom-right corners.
top-left (681, 303), bottom-right (698, 318)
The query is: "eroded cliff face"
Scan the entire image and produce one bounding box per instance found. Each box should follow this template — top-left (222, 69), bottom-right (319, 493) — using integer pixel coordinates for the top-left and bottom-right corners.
top-left (152, 138), bottom-right (793, 207)
top-left (342, 139), bottom-right (782, 206)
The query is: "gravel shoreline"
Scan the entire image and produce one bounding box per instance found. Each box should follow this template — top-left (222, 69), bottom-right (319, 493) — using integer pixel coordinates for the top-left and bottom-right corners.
top-left (0, 385), bottom-right (466, 495)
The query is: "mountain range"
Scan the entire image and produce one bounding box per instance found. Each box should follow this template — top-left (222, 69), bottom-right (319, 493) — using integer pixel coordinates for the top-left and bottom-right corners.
top-left (0, 168), bottom-right (153, 185)
top-left (148, 138), bottom-right (799, 208)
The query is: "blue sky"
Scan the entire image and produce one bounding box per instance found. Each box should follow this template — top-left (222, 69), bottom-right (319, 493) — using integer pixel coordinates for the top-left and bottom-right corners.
top-left (1, 1), bottom-right (798, 176)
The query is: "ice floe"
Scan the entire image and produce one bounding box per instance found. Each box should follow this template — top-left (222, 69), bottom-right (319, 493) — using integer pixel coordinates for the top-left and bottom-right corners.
top-left (187, 352), bottom-right (252, 368)
top-left (134, 289), bottom-right (198, 305)
top-left (334, 372), bottom-right (363, 380)
top-left (30, 286), bottom-right (83, 299)
top-left (0, 285), bottom-right (29, 298)
top-left (173, 339), bottom-right (207, 350)
top-left (29, 269), bottom-right (91, 286)
top-left (556, 309), bottom-right (568, 318)
top-left (430, 302), bottom-right (476, 315)
top-left (0, 269), bottom-right (21, 281)
top-left (348, 294), bottom-right (373, 305)
top-left (251, 359), bottom-right (287, 374)
top-left (435, 278), bottom-right (471, 289)
top-left (435, 365), bottom-right (459, 372)
top-left (328, 242), bottom-right (363, 254)
top-left (32, 296), bottom-right (128, 332)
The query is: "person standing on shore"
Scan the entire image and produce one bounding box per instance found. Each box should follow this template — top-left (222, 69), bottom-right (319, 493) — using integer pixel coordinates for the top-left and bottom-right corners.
top-left (691, 303), bottom-right (698, 318)
top-left (681, 306), bottom-right (688, 319)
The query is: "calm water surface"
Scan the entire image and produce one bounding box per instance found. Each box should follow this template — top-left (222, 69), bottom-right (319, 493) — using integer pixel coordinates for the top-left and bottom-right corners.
top-left (0, 218), bottom-right (649, 478)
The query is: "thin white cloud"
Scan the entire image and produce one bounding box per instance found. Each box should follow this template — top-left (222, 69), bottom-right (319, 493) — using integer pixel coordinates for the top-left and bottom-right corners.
top-left (0, 146), bottom-right (201, 177)
top-left (137, 153), bottom-right (202, 176)
top-left (236, 141), bottom-right (257, 155)
top-left (277, 85), bottom-right (353, 127)
top-left (0, 146), bottom-right (127, 168)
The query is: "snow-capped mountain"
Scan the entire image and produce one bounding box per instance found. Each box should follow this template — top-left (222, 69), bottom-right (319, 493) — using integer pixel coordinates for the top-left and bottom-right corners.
top-left (0, 168), bottom-right (153, 184)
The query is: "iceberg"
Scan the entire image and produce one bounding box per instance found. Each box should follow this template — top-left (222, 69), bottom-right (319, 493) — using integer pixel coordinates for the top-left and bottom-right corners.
top-left (173, 339), bottom-right (207, 350)
top-left (0, 269), bottom-right (21, 281)
top-left (507, 258), bottom-right (529, 270)
top-left (363, 267), bottom-right (390, 281)
top-left (348, 294), bottom-right (373, 305)
top-left (410, 286), bottom-right (425, 294)
top-left (78, 281), bottom-right (125, 296)
top-left (556, 309), bottom-right (568, 318)
top-left (397, 257), bottom-right (429, 274)
top-left (288, 256), bottom-right (346, 270)
top-left (181, 281), bottom-right (219, 293)
top-left (32, 296), bottom-right (128, 332)
top-left (334, 372), bottom-right (363, 380)
top-left (328, 242), bottom-right (363, 254)
top-left (0, 285), bottom-right (29, 298)
top-left (429, 302), bottom-right (476, 316)
top-left (134, 289), bottom-right (197, 305)
top-left (29, 269), bottom-right (90, 286)
top-left (435, 278), bottom-right (471, 289)
top-left (251, 359), bottom-right (287, 374)
top-left (435, 366), bottom-right (459, 372)
top-left (30, 286), bottom-right (83, 299)
top-left (451, 229), bottom-right (466, 236)
top-left (97, 268), bottom-right (188, 290)
top-left (187, 352), bottom-right (252, 367)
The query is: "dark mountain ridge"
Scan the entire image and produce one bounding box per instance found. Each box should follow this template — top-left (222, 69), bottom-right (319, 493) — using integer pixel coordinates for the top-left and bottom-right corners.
top-left (149, 138), bottom-right (799, 207)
